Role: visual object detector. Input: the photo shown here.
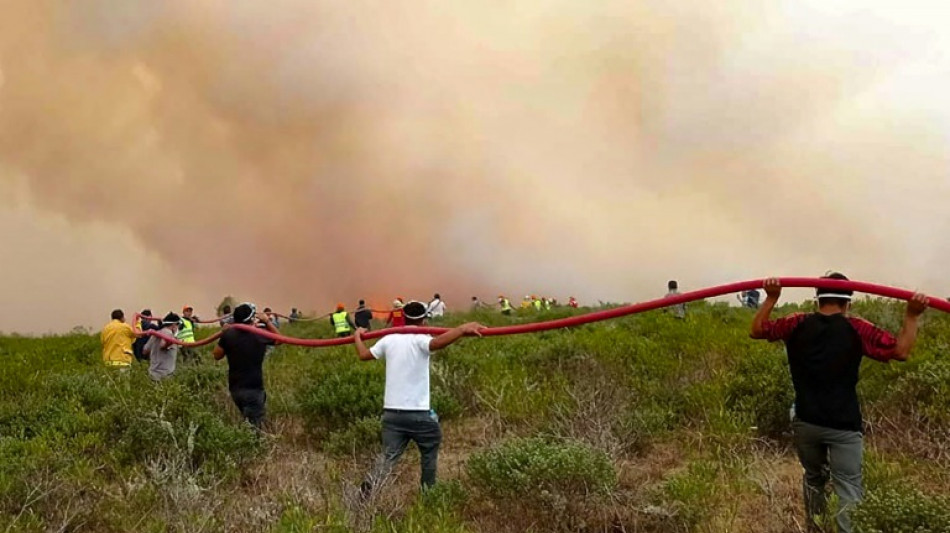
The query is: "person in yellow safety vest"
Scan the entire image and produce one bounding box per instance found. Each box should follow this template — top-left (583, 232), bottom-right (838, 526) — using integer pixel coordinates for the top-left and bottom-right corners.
top-left (330, 303), bottom-right (356, 338)
top-left (532, 295), bottom-right (542, 311)
top-left (101, 309), bottom-right (144, 370)
top-left (498, 295), bottom-right (512, 315)
top-left (178, 306), bottom-right (200, 363)
top-left (521, 295), bottom-right (532, 309)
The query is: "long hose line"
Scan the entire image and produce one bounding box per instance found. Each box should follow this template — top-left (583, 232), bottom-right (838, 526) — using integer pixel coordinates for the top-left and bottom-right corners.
top-left (133, 277), bottom-right (949, 348)
top-left (184, 309), bottom-right (393, 325)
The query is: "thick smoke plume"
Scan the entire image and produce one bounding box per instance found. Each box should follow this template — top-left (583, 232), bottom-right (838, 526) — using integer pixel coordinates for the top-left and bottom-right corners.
top-left (1, 1), bottom-right (948, 332)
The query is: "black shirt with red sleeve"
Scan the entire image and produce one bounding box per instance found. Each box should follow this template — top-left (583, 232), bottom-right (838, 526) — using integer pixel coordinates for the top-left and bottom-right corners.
top-left (760, 312), bottom-right (898, 432)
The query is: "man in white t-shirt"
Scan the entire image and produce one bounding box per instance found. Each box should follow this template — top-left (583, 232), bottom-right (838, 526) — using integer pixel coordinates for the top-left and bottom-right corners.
top-left (353, 300), bottom-right (484, 494)
top-left (427, 293), bottom-right (446, 318)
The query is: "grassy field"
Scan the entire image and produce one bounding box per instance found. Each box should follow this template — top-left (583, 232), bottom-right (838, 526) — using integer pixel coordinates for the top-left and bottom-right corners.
top-left (1, 300), bottom-right (949, 532)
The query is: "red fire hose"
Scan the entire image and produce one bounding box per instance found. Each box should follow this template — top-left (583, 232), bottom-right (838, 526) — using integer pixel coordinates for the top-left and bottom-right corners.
top-left (176, 310), bottom-right (391, 325)
top-left (133, 277), bottom-right (949, 348)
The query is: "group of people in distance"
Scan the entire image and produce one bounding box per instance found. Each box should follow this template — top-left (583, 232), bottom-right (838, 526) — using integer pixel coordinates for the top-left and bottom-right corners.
top-left (101, 271), bottom-right (930, 530)
top-left (328, 294), bottom-right (446, 338)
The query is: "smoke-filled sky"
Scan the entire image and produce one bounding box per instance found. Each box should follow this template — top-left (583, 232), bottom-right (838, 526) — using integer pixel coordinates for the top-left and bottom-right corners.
top-left (1, 1), bottom-right (949, 334)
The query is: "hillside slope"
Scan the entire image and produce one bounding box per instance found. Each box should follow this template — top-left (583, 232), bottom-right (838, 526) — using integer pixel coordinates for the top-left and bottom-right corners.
top-left (1, 300), bottom-right (948, 532)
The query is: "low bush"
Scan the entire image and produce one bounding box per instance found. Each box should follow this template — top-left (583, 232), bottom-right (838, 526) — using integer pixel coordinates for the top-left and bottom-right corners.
top-left (323, 416), bottom-right (382, 457)
top-left (2, 301), bottom-right (950, 531)
top-left (851, 485), bottom-right (950, 533)
top-left (298, 364), bottom-right (385, 434)
top-left (298, 363), bottom-right (462, 439)
top-left (467, 437), bottom-right (616, 500)
top-left (725, 350), bottom-right (794, 436)
top-left (658, 460), bottom-right (720, 529)
top-left (614, 402), bottom-right (677, 454)
top-left (891, 358), bottom-right (950, 425)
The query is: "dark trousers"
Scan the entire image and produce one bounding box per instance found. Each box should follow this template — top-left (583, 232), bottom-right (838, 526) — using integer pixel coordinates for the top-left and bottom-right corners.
top-left (363, 410), bottom-right (442, 493)
top-left (133, 339), bottom-right (149, 361)
top-left (180, 347), bottom-right (200, 364)
top-left (230, 388), bottom-right (266, 429)
top-left (793, 419), bottom-right (863, 533)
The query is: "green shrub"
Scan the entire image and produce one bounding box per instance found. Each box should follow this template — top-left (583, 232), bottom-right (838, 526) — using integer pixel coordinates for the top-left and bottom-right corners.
top-left (271, 504), bottom-right (349, 533)
top-left (421, 479), bottom-right (468, 511)
top-left (725, 350), bottom-right (794, 436)
top-left (852, 485), bottom-right (950, 532)
top-left (467, 437), bottom-right (616, 499)
top-left (298, 361), bottom-right (462, 439)
top-left (2, 300), bottom-right (950, 531)
top-left (665, 380), bottom-right (725, 428)
top-left (188, 411), bottom-right (263, 475)
top-left (371, 481), bottom-right (470, 533)
top-left (298, 364), bottom-right (385, 434)
top-left (323, 416), bottom-right (382, 457)
top-left (271, 505), bottom-right (320, 533)
top-left (97, 373), bottom-right (262, 476)
top-left (613, 402), bottom-right (676, 454)
top-left (431, 387), bottom-right (464, 421)
top-left (658, 460), bottom-right (720, 528)
top-left (891, 358), bottom-right (950, 424)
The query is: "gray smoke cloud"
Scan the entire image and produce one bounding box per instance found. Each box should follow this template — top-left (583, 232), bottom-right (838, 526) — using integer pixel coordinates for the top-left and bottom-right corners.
top-left (1, 0), bottom-right (948, 332)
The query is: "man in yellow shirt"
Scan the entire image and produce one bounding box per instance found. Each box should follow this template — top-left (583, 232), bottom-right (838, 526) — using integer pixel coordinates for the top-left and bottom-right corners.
top-left (101, 309), bottom-right (142, 369)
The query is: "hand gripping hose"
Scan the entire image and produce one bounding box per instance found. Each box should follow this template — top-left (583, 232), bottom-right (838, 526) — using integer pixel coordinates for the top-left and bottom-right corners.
top-left (133, 277), bottom-right (949, 348)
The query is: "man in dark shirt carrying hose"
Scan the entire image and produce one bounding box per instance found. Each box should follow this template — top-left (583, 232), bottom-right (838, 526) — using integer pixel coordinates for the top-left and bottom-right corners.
top-left (354, 300), bottom-right (373, 331)
top-left (750, 272), bottom-right (928, 533)
top-left (213, 303), bottom-right (279, 430)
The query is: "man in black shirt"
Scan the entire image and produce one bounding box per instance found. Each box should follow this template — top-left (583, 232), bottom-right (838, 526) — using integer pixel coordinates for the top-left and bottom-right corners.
top-left (213, 303), bottom-right (278, 429)
top-left (354, 299), bottom-right (373, 331)
top-left (750, 273), bottom-right (927, 532)
top-left (133, 309), bottom-right (159, 361)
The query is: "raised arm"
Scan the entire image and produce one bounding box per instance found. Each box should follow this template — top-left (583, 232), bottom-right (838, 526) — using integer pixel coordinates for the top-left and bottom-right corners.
top-left (353, 328), bottom-right (374, 361)
top-left (892, 293), bottom-right (928, 361)
top-left (750, 278), bottom-right (781, 339)
top-left (257, 313), bottom-right (281, 345)
top-left (429, 322), bottom-right (485, 352)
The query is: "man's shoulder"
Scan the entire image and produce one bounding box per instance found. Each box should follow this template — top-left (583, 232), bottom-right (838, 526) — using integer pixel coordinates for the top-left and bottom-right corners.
top-left (775, 311), bottom-right (808, 320)
top-left (845, 315), bottom-right (875, 326)
top-left (385, 332), bottom-right (433, 344)
top-left (780, 312), bottom-right (813, 327)
top-left (845, 315), bottom-right (884, 333)
top-left (221, 327), bottom-right (245, 341)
